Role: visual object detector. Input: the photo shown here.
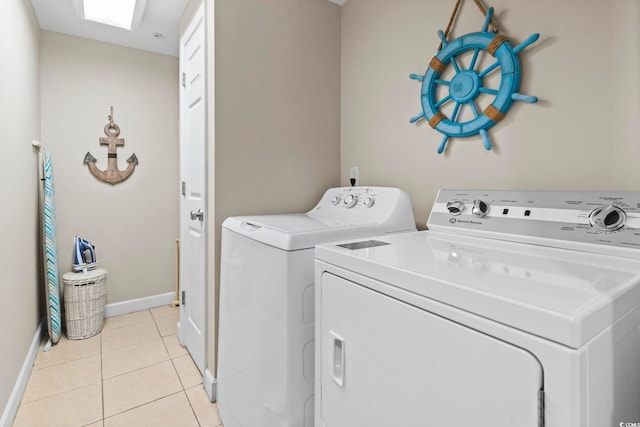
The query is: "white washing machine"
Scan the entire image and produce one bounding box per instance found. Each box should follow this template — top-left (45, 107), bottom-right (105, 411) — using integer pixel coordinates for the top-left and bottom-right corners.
top-left (217, 186), bottom-right (416, 427)
top-left (315, 189), bottom-right (640, 427)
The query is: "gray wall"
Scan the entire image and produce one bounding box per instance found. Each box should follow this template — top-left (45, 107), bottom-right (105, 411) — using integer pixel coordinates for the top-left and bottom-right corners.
top-left (340, 0), bottom-right (640, 227)
top-left (0, 0), bottom-right (41, 417)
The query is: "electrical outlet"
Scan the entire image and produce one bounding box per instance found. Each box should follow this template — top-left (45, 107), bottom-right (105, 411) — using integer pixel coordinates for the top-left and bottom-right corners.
top-left (349, 166), bottom-right (359, 187)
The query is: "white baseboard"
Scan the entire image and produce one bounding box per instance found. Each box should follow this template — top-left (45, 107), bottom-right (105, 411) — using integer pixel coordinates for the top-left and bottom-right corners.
top-left (0, 319), bottom-right (44, 427)
top-left (176, 319), bottom-right (184, 346)
top-left (104, 292), bottom-right (176, 318)
top-left (204, 369), bottom-right (217, 402)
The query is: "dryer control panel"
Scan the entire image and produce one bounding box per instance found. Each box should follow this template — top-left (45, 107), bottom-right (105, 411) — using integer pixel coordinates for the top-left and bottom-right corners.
top-left (428, 190), bottom-right (640, 258)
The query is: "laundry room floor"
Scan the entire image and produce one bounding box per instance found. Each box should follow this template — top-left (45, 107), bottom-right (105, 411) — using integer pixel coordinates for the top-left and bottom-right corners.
top-left (12, 306), bottom-right (223, 426)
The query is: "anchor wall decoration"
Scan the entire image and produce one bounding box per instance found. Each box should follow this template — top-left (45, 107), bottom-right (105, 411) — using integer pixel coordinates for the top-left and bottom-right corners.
top-left (84, 107), bottom-right (138, 184)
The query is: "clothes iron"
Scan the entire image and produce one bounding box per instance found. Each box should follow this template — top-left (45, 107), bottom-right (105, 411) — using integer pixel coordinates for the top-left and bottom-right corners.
top-left (73, 236), bottom-right (96, 272)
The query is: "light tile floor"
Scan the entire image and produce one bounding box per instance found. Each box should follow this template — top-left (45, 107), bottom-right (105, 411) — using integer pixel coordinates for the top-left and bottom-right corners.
top-left (13, 306), bottom-right (224, 427)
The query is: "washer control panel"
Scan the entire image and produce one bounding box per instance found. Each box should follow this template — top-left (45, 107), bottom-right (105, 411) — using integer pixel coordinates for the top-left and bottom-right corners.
top-left (317, 188), bottom-right (386, 211)
top-left (428, 190), bottom-right (640, 256)
top-left (310, 187), bottom-right (416, 229)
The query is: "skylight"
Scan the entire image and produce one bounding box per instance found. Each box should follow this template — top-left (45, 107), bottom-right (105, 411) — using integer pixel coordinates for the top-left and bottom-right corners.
top-left (77, 0), bottom-right (147, 31)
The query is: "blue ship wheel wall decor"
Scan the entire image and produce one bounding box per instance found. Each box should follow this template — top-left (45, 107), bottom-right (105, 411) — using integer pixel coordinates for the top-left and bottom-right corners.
top-left (410, 7), bottom-right (539, 154)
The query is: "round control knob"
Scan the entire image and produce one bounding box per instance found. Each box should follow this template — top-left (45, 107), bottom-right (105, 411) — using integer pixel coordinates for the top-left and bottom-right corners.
top-left (472, 199), bottom-right (489, 218)
top-left (446, 200), bottom-right (465, 216)
top-left (330, 195), bottom-right (341, 205)
top-left (363, 196), bottom-right (375, 208)
top-left (589, 205), bottom-right (626, 231)
top-left (343, 195), bottom-right (358, 208)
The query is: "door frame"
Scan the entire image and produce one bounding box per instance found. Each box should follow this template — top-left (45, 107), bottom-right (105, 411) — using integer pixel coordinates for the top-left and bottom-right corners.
top-left (178, 0), bottom-right (208, 383)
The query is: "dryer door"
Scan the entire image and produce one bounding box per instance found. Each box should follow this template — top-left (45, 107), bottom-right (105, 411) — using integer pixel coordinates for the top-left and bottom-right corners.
top-left (319, 273), bottom-right (544, 427)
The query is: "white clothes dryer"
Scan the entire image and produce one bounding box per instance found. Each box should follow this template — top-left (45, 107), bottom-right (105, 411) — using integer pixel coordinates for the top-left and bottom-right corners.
top-left (217, 187), bottom-right (416, 427)
top-left (315, 189), bottom-right (640, 427)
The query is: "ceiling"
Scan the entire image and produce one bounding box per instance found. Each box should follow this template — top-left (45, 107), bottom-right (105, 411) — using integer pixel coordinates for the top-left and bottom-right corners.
top-left (30, 0), bottom-right (189, 57)
top-left (30, 0), bottom-right (348, 58)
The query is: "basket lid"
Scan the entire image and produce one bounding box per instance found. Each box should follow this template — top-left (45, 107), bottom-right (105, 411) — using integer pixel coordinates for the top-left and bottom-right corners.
top-left (62, 267), bottom-right (108, 284)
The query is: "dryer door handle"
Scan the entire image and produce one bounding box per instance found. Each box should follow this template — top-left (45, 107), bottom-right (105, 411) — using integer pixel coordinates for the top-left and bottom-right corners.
top-left (331, 332), bottom-right (345, 387)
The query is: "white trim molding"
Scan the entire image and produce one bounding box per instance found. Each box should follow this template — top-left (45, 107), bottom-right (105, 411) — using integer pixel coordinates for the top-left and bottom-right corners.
top-left (104, 292), bottom-right (175, 318)
top-left (0, 320), bottom-right (45, 427)
top-left (204, 369), bottom-right (217, 402)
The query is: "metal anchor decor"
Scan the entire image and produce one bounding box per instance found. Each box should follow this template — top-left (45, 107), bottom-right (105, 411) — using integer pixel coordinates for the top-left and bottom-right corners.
top-left (84, 107), bottom-right (138, 184)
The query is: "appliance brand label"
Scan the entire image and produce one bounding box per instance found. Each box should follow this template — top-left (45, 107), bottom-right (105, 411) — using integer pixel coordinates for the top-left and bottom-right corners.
top-left (453, 219), bottom-right (483, 225)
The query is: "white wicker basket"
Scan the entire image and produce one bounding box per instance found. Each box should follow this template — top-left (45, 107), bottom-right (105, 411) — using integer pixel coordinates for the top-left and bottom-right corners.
top-left (62, 268), bottom-right (108, 339)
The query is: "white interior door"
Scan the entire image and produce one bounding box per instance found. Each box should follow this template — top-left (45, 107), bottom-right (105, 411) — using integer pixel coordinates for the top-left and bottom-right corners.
top-left (179, 2), bottom-right (206, 374)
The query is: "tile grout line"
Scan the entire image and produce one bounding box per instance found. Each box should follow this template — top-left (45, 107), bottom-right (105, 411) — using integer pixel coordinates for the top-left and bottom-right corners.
top-left (100, 330), bottom-right (105, 426)
top-left (101, 317), bottom-right (164, 354)
top-left (103, 390), bottom-right (187, 421)
top-left (171, 354), bottom-right (208, 425)
top-left (32, 349), bottom-right (100, 372)
top-left (170, 354), bottom-right (187, 390)
top-left (151, 309), bottom-right (164, 338)
top-left (101, 335), bottom-right (162, 354)
top-left (18, 369), bottom-right (104, 406)
top-left (16, 308), bottom-right (192, 427)
top-left (102, 314), bottom-right (156, 332)
top-left (101, 310), bottom-right (180, 421)
top-left (15, 380), bottom-right (104, 409)
top-left (184, 386), bottom-right (203, 427)
top-left (102, 357), bottom-right (170, 382)
top-left (161, 308), bottom-right (203, 425)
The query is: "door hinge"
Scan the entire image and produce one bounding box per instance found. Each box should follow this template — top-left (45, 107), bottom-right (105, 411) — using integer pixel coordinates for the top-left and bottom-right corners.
top-left (181, 290), bottom-right (186, 306)
top-left (181, 181), bottom-right (186, 196)
top-left (181, 72), bottom-right (186, 88)
top-left (538, 389), bottom-right (545, 427)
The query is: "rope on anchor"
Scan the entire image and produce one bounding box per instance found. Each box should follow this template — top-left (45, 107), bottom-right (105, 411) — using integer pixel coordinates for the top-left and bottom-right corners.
top-left (107, 106), bottom-right (119, 134)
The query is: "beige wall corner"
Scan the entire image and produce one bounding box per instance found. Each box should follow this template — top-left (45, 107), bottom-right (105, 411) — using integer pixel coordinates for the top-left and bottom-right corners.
top-left (208, 0), bottom-right (341, 375)
top-left (0, 0), bottom-right (42, 417)
top-left (40, 32), bottom-right (179, 304)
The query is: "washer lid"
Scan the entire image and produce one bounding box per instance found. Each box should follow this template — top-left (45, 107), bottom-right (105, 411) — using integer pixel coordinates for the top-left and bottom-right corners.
top-left (223, 214), bottom-right (383, 251)
top-left (315, 231), bottom-right (640, 348)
